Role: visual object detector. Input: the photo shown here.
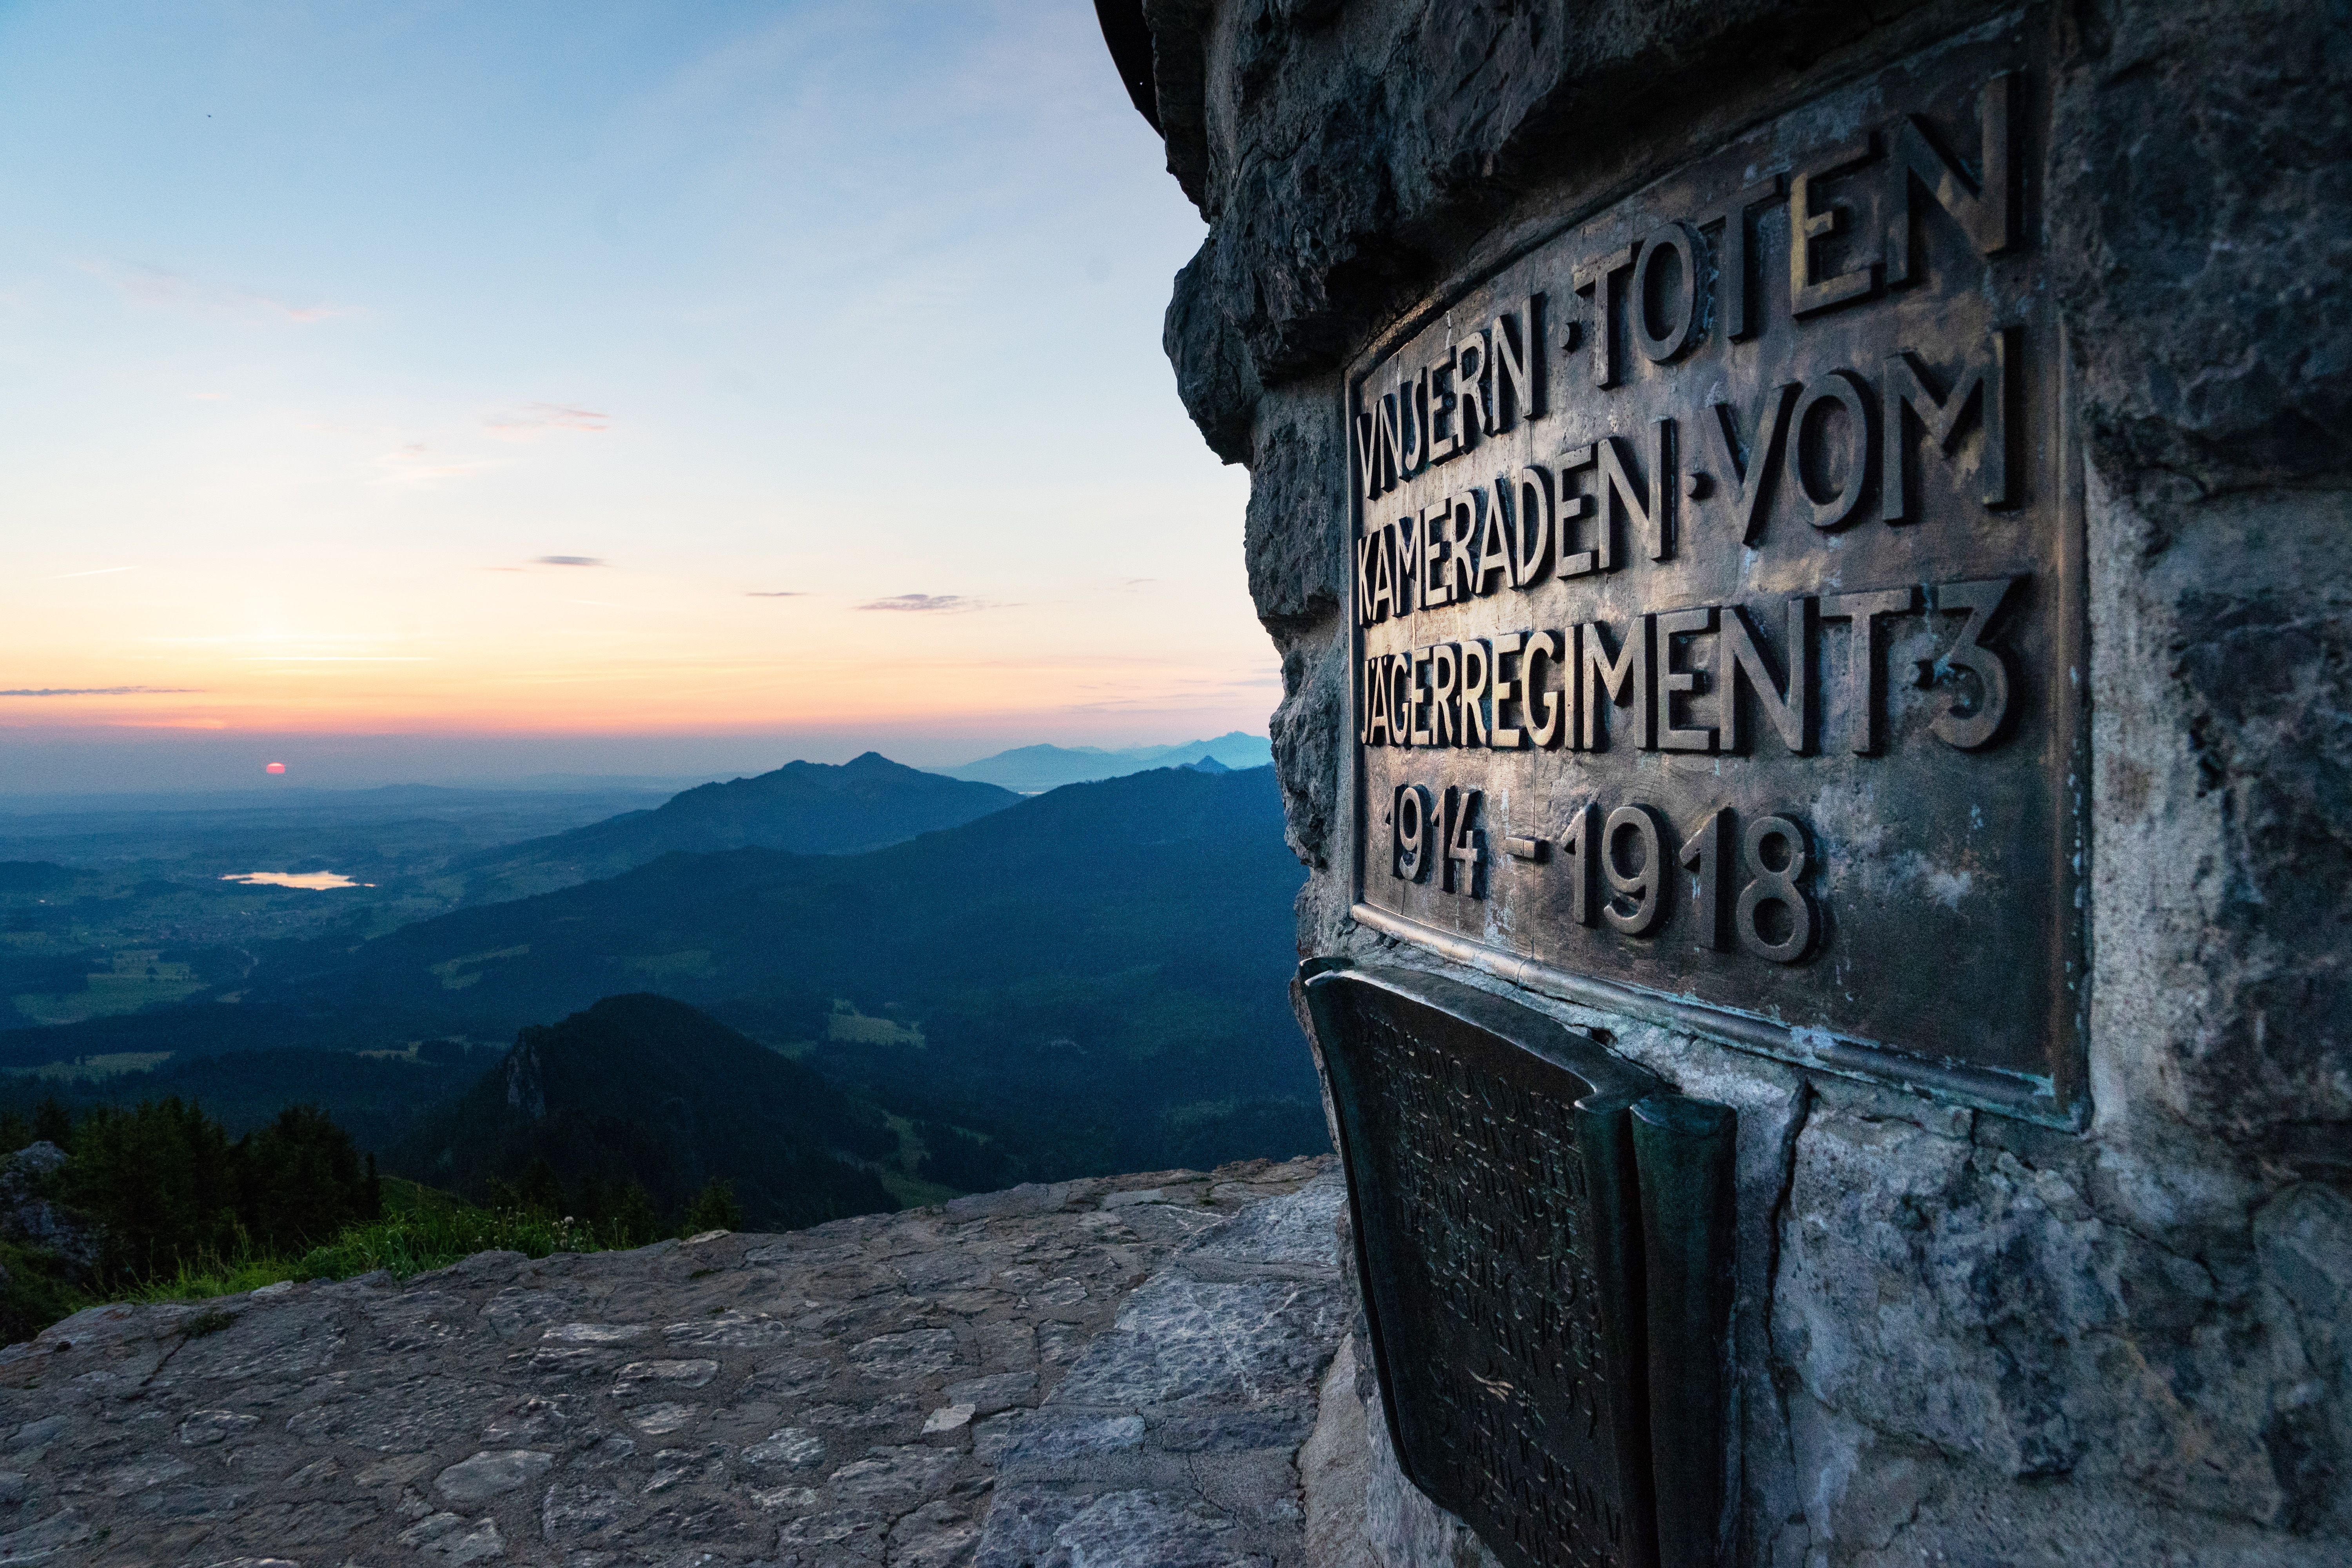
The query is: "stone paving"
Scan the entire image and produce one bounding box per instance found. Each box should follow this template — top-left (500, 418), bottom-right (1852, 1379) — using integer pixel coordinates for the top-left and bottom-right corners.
top-left (0, 1155), bottom-right (1345, 1568)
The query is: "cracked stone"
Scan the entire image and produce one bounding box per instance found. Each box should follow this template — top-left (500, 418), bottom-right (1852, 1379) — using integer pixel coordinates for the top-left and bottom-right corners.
top-left (435, 1450), bottom-right (555, 1503)
top-left (974, 1412), bottom-right (1145, 1467)
top-left (610, 1358), bottom-right (719, 1393)
top-left (540, 1480), bottom-right (628, 1544)
top-left (745, 1427), bottom-right (827, 1468)
top-left (626, 1402), bottom-right (699, 1436)
top-left (539, 1323), bottom-right (650, 1345)
top-left (826, 1444), bottom-right (958, 1505)
top-left (976, 1486), bottom-right (1254, 1568)
top-left (736, 1354), bottom-right (830, 1401)
top-left (922, 1403), bottom-right (976, 1435)
top-left (176, 1410), bottom-right (260, 1446)
top-left (848, 1328), bottom-right (963, 1382)
top-left (889, 1498), bottom-right (982, 1568)
top-left (662, 1312), bottom-right (793, 1349)
top-left (399, 1510), bottom-right (506, 1563)
top-left (944, 1372), bottom-right (1035, 1416)
top-left (1051, 1276), bottom-right (1342, 1408)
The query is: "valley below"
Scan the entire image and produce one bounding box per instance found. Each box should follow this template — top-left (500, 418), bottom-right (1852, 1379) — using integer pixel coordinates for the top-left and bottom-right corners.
top-left (0, 749), bottom-right (1324, 1226)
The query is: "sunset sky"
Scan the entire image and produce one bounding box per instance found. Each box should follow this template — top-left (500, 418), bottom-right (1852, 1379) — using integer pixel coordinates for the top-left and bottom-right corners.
top-left (0, 1), bottom-right (1266, 791)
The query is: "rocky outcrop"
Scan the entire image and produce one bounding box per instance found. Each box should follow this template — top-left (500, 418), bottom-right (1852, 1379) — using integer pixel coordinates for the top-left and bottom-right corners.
top-left (0, 1142), bottom-right (97, 1286)
top-left (1129, 2), bottom-right (2352, 1564)
top-left (0, 1156), bottom-right (1344, 1566)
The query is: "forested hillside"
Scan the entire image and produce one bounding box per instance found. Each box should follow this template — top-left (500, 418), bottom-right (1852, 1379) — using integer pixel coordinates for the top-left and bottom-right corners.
top-left (3, 767), bottom-right (1322, 1183)
top-left (393, 994), bottom-right (897, 1230)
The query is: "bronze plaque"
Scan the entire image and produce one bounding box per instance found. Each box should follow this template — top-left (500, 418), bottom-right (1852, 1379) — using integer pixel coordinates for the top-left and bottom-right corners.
top-left (1344, 14), bottom-right (2084, 1125)
top-left (1303, 965), bottom-right (1662, 1568)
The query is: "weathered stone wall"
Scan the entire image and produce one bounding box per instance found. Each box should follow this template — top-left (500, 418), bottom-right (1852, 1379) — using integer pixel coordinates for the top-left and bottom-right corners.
top-left (1138, 2), bottom-right (2352, 1563)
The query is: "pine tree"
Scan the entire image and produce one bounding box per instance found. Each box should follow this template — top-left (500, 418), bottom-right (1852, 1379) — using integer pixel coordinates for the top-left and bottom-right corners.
top-left (234, 1104), bottom-right (376, 1254)
top-left (30, 1098), bottom-right (71, 1150)
top-left (572, 1173), bottom-right (610, 1227)
top-left (613, 1183), bottom-right (659, 1247)
top-left (683, 1176), bottom-right (743, 1236)
top-left (516, 1158), bottom-right (566, 1218)
top-left (62, 1098), bottom-right (238, 1285)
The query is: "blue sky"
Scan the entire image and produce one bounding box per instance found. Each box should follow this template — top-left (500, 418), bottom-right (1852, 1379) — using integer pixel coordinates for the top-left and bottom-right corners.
top-left (0, 1), bottom-right (1265, 790)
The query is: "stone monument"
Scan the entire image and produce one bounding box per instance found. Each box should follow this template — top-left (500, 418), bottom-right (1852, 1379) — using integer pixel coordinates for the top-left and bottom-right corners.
top-left (1102, 2), bottom-right (2350, 1564)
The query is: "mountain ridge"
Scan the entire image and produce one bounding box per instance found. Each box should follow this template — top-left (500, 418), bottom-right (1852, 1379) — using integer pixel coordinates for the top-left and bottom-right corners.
top-left (940, 733), bottom-right (1271, 792)
top-left (453, 750), bottom-right (1019, 902)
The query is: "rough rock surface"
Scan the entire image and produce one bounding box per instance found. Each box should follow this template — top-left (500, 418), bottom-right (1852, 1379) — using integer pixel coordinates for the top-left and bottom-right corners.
top-left (0, 1143), bottom-right (97, 1285)
top-left (0, 1157), bottom-right (1344, 1567)
top-left (1134, 1), bottom-right (2352, 1564)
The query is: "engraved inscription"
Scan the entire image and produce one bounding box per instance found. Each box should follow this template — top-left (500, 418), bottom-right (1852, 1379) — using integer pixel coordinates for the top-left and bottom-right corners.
top-left (1371, 1012), bottom-right (1626, 1568)
top-left (1312, 976), bottom-right (1651, 1568)
top-left (1344, 20), bottom-right (2083, 1122)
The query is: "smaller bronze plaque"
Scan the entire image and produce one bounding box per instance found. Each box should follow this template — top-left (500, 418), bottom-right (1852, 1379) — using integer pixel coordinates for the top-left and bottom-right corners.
top-left (1305, 965), bottom-right (1663, 1568)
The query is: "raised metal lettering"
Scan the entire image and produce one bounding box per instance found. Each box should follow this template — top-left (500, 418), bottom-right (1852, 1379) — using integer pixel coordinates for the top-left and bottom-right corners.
top-left (1791, 370), bottom-right (1877, 531)
top-left (1345, 37), bottom-right (2084, 1127)
top-left (1633, 221), bottom-right (1705, 363)
top-left (1886, 71), bottom-right (2018, 284)
top-left (1572, 243), bottom-right (1639, 388)
top-left (1789, 138), bottom-right (1879, 317)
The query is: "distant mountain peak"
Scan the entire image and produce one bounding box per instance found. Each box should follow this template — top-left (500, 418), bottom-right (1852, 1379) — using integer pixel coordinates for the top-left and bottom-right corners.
top-left (942, 734), bottom-right (1272, 793)
top-left (450, 755), bottom-right (1021, 902)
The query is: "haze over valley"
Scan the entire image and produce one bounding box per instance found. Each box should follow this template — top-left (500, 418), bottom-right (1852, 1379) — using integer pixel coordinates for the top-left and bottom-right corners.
top-left (1, 744), bottom-right (1318, 1222)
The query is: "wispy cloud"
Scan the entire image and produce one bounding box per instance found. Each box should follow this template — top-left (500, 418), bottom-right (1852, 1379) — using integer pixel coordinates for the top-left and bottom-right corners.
top-left (486, 403), bottom-right (612, 440)
top-left (234, 656), bottom-right (432, 663)
top-left (534, 555), bottom-right (607, 568)
top-left (0, 686), bottom-right (200, 697)
top-left (746, 590), bottom-right (809, 598)
top-left (85, 261), bottom-right (350, 323)
top-left (376, 443), bottom-right (491, 486)
top-left (858, 593), bottom-right (988, 613)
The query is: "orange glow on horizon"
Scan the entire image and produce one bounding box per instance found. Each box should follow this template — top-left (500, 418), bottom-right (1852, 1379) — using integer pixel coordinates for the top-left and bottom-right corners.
top-left (1, 559), bottom-right (1281, 742)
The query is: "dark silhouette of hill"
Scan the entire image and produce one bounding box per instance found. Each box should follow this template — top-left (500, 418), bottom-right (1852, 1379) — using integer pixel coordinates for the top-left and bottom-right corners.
top-left (389, 994), bottom-right (898, 1230)
top-left (453, 752), bottom-right (1018, 901)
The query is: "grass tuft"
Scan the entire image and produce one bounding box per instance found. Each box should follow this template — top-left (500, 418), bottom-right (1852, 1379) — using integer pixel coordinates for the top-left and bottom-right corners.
top-left (6, 1178), bottom-right (663, 1345)
top-left (120, 1193), bottom-right (631, 1308)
